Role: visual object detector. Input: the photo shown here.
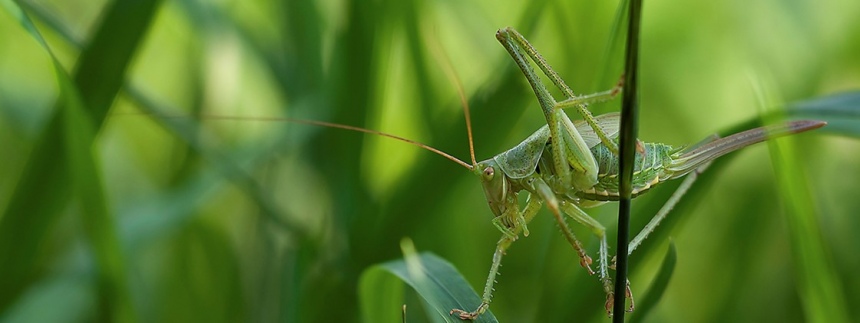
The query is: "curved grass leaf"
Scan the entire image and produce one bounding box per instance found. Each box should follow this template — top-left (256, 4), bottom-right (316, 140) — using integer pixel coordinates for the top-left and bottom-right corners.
top-left (360, 243), bottom-right (498, 323)
top-left (787, 91), bottom-right (860, 137)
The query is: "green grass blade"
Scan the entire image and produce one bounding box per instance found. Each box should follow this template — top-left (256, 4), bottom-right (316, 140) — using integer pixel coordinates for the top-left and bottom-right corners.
top-left (0, 2), bottom-right (136, 321)
top-left (0, 0), bottom-right (75, 310)
top-left (768, 136), bottom-right (850, 322)
top-left (0, 274), bottom-right (97, 323)
top-left (755, 84), bottom-right (851, 322)
top-left (59, 65), bottom-right (135, 323)
top-left (359, 241), bottom-right (498, 323)
top-left (615, 0), bottom-right (643, 319)
top-left (629, 241), bottom-right (677, 323)
top-left (0, 0), bottom-right (161, 316)
top-left (788, 91), bottom-right (860, 137)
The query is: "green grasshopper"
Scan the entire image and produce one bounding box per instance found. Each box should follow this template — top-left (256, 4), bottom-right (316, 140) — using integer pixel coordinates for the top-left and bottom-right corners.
top-left (273, 27), bottom-right (824, 320)
top-left (445, 27), bottom-right (825, 320)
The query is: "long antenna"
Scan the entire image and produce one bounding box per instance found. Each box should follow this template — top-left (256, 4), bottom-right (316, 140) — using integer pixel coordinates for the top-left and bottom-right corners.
top-left (112, 112), bottom-right (473, 169)
top-left (152, 114), bottom-right (476, 171)
top-left (426, 27), bottom-right (478, 167)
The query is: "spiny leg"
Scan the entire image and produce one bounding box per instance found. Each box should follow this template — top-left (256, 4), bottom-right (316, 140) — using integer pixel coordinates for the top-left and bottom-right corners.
top-left (491, 205), bottom-right (531, 239)
top-left (496, 29), bottom-right (601, 192)
top-left (496, 28), bottom-right (574, 190)
top-left (496, 27), bottom-right (622, 154)
top-left (450, 195), bottom-right (543, 320)
top-left (558, 200), bottom-right (629, 316)
top-left (596, 159), bottom-right (713, 315)
top-left (628, 160), bottom-right (713, 255)
top-left (583, 136), bottom-right (722, 314)
top-left (626, 134), bottom-right (721, 256)
top-left (556, 75), bottom-right (624, 111)
top-left (529, 177), bottom-right (594, 274)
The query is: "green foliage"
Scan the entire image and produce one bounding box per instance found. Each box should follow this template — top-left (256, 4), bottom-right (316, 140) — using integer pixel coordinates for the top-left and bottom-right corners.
top-left (1, 0), bottom-right (859, 322)
top-left (360, 241), bottom-right (498, 323)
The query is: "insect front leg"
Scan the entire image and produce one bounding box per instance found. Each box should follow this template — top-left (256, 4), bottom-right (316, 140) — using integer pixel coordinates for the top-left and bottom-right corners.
top-left (490, 190), bottom-right (532, 238)
top-left (451, 195), bottom-right (542, 320)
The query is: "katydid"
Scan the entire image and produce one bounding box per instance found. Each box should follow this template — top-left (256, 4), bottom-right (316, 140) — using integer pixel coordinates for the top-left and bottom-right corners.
top-left (445, 27), bottom-right (825, 319)
top-left (195, 27), bottom-right (825, 320)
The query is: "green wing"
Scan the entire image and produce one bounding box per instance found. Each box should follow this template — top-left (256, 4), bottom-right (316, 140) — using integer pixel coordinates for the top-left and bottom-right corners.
top-left (573, 112), bottom-right (620, 148)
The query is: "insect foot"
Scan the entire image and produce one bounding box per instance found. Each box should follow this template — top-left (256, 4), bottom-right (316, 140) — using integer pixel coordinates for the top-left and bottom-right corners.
top-left (604, 281), bottom-right (635, 317)
top-left (580, 254), bottom-right (595, 275)
top-left (573, 242), bottom-right (595, 275)
top-left (626, 280), bottom-right (635, 312)
top-left (605, 292), bottom-right (614, 317)
top-left (450, 303), bottom-right (486, 321)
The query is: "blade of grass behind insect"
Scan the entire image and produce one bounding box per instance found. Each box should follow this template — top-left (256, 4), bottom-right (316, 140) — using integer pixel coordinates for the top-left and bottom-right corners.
top-left (628, 241), bottom-right (677, 323)
top-left (615, 0), bottom-right (643, 319)
top-left (59, 57), bottom-right (136, 323)
top-left (754, 79), bottom-right (850, 322)
top-left (17, 0), bottom-right (313, 260)
top-left (0, 0), bottom-right (160, 317)
top-left (3, 3), bottom-right (133, 322)
top-left (402, 0), bottom-right (440, 125)
top-left (785, 91), bottom-right (860, 137)
top-left (160, 218), bottom-right (245, 322)
top-left (137, 2), bottom-right (328, 320)
top-left (0, 274), bottom-right (97, 323)
top-left (596, 0), bottom-right (629, 90)
top-left (284, 1), bottom-right (385, 321)
top-left (721, 91), bottom-right (860, 139)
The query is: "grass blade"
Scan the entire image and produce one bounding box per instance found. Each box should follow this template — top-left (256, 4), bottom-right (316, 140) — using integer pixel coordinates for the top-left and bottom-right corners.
top-left (628, 241), bottom-right (677, 323)
top-left (755, 82), bottom-right (851, 322)
top-left (615, 0), bottom-right (643, 319)
top-left (359, 240), bottom-right (498, 323)
top-left (0, 0), bottom-right (162, 317)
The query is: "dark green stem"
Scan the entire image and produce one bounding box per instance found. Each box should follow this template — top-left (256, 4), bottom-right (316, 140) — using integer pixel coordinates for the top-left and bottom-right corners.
top-left (614, 0), bottom-right (642, 320)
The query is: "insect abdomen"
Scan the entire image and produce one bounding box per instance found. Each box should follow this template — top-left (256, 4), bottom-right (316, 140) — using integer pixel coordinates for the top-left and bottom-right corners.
top-left (577, 142), bottom-right (675, 201)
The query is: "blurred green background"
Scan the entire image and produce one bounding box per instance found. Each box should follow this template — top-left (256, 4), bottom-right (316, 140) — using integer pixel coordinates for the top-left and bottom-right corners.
top-left (1, 0), bottom-right (859, 322)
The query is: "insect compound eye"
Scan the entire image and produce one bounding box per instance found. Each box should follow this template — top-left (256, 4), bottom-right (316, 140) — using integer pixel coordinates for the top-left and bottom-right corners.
top-left (483, 166), bottom-right (495, 180)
